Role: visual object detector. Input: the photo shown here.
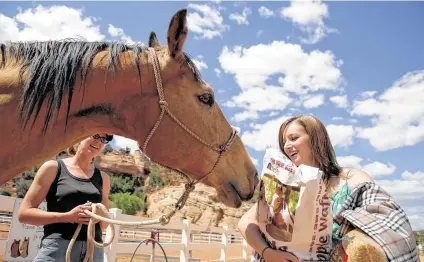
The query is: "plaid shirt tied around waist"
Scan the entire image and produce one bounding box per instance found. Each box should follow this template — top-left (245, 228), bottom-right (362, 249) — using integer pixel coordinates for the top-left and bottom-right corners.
top-left (334, 182), bottom-right (419, 262)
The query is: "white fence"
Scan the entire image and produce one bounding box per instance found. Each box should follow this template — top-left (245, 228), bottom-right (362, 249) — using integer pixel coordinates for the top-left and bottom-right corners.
top-left (0, 196), bottom-right (253, 261)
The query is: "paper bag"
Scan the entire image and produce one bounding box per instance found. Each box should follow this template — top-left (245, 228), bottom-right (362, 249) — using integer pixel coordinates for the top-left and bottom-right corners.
top-left (255, 148), bottom-right (333, 261)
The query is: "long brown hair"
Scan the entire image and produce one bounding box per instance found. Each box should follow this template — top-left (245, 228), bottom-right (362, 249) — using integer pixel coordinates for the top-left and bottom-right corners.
top-left (278, 115), bottom-right (341, 183)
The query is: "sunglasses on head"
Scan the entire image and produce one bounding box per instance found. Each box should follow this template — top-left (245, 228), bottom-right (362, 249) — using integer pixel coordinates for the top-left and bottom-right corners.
top-left (92, 134), bottom-right (113, 144)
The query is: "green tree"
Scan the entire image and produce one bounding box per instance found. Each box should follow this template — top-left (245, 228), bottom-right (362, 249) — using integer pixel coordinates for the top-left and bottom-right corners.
top-left (111, 193), bottom-right (144, 215)
top-left (416, 231), bottom-right (424, 245)
top-left (101, 144), bottom-right (114, 155)
top-left (148, 165), bottom-right (164, 189)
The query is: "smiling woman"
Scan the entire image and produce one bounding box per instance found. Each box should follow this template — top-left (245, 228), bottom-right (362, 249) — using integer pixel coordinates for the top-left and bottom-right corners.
top-left (18, 134), bottom-right (113, 262)
top-left (238, 115), bottom-right (419, 262)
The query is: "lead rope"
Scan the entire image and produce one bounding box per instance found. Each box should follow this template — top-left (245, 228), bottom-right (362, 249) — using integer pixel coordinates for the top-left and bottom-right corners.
top-left (65, 47), bottom-right (238, 262)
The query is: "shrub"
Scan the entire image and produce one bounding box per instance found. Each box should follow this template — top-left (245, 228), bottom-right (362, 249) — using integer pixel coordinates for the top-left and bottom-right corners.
top-left (0, 187), bottom-right (11, 196)
top-left (110, 173), bottom-right (144, 195)
top-left (101, 144), bottom-right (114, 155)
top-left (111, 193), bottom-right (144, 215)
top-left (148, 165), bottom-right (164, 189)
top-left (15, 179), bottom-right (32, 198)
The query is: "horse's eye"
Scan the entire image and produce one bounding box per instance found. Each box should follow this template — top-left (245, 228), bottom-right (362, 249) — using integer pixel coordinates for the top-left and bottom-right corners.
top-left (197, 93), bottom-right (214, 107)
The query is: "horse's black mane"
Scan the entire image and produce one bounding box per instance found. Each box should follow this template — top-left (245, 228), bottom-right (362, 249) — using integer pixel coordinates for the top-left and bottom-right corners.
top-left (0, 39), bottom-right (202, 134)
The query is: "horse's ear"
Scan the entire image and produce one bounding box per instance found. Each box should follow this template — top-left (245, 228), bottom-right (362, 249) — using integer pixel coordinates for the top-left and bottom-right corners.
top-left (167, 9), bottom-right (188, 58)
top-left (149, 32), bottom-right (160, 48)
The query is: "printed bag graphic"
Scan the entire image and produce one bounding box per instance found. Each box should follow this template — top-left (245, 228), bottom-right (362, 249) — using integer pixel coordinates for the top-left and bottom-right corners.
top-left (255, 148), bottom-right (333, 261)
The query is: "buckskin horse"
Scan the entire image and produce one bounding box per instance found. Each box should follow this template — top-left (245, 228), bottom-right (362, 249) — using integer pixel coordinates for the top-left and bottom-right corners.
top-left (0, 9), bottom-right (258, 208)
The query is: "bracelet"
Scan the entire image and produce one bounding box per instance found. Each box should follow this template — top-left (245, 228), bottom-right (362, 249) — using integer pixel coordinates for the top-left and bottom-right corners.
top-left (261, 246), bottom-right (271, 258)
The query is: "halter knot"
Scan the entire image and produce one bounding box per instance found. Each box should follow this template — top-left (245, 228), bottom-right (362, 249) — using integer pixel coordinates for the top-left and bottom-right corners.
top-left (185, 183), bottom-right (195, 192)
top-left (219, 144), bottom-right (228, 152)
top-left (159, 100), bottom-right (168, 108)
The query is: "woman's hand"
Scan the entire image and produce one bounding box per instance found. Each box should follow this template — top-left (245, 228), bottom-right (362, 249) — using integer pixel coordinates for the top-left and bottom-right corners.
top-left (263, 248), bottom-right (304, 262)
top-left (64, 203), bottom-right (93, 225)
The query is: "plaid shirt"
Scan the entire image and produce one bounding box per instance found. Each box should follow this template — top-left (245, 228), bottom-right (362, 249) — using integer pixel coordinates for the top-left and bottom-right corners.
top-left (334, 182), bottom-right (419, 262)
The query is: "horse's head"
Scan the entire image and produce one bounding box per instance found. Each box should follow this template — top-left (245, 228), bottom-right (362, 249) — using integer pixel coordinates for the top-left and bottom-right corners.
top-left (0, 8), bottom-right (258, 207)
top-left (136, 9), bottom-right (258, 207)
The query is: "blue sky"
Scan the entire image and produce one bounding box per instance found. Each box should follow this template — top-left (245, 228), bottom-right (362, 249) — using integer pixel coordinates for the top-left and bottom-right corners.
top-left (1, 1), bottom-right (423, 230)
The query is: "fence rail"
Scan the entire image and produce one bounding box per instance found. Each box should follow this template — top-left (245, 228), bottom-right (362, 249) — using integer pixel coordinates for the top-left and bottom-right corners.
top-left (0, 195), bottom-right (252, 261)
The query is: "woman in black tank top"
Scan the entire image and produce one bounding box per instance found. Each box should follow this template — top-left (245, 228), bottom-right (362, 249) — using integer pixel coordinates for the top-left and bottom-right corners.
top-left (18, 134), bottom-right (113, 262)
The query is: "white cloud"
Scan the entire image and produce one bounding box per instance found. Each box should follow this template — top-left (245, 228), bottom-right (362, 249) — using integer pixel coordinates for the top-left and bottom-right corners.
top-left (232, 111), bottom-right (259, 123)
top-left (362, 162), bottom-right (396, 177)
top-left (0, 5), bottom-right (104, 41)
top-left (187, 4), bottom-right (229, 40)
top-left (337, 155), bottom-right (396, 177)
top-left (303, 94), bottom-right (325, 109)
top-left (337, 155), bottom-right (363, 168)
top-left (229, 7), bottom-right (251, 25)
top-left (401, 170), bottom-right (424, 180)
top-left (241, 116), bottom-right (292, 151)
top-left (330, 95), bottom-right (348, 108)
top-left (219, 41), bottom-right (343, 93)
top-left (107, 24), bottom-right (135, 44)
top-left (256, 30), bottom-right (263, 38)
top-left (375, 172), bottom-right (424, 230)
top-left (214, 68), bottom-right (222, 78)
top-left (192, 57), bottom-right (208, 71)
top-left (405, 209), bottom-right (424, 231)
top-left (224, 86), bottom-right (292, 113)
top-left (377, 178), bottom-right (424, 201)
top-left (326, 124), bottom-right (355, 148)
top-left (258, 6), bottom-right (275, 18)
top-left (269, 111), bottom-right (279, 117)
top-left (219, 41), bottom-right (343, 121)
top-left (352, 70), bottom-right (424, 151)
top-left (360, 90), bottom-right (377, 99)
top-left (332, 117), bottom-right (343, 121)
top-left (111, 136), bottom-right (139, 153)
top-left (281, 0), bottom-right (335, 44)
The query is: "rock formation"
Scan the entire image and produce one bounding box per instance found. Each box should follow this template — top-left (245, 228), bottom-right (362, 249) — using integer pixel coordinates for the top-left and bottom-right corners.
top-left (94, 150), bottom-right (255, 230)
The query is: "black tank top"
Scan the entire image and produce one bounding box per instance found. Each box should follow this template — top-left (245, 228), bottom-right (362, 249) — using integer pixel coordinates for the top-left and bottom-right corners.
top-left (44, 160), bottom-right (103, 242)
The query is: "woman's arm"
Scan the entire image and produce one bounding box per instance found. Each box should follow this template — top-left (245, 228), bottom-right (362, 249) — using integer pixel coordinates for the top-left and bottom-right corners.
top-left (346, 168), bottom-right (374, 189)
top-left (99, 171), bottom-right (111, 231)
top-left (18, 160), bottom-right (91, 226)
top-left (238, 203), bottom-right (304, 262)
top-left (238, 203), bottom-right (269, 254)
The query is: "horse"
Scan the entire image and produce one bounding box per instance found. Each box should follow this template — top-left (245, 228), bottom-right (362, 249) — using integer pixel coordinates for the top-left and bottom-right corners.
top-left (10, 239), bottom-right (20, 258)
top-left (19, 237), bottom-right (29, 258)
top-left (0, 9), bottom-right (258, 208)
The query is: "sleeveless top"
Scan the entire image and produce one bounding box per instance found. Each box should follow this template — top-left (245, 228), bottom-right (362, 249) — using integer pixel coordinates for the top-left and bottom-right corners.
top-left (43, 160), bottom-right (103, 242)
top-left (329, 176), bottom-right (351, 246)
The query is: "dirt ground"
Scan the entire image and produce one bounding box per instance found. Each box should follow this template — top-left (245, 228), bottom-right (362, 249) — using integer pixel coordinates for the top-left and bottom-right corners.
top-left (0, 254), bottom-right (423, 261)
top-left (0, 226), bottom-right (422, 262)
top-left (0, 247), bottom-right (245, 262)
top-left (116, 247), bottom-right (245, 262)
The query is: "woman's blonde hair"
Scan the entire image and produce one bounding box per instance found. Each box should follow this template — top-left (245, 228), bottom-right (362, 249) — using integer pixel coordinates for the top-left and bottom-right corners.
top-left (278, 115), bottom-right (341, 182)
top-left (67, 142), bottom-right (80, 156)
